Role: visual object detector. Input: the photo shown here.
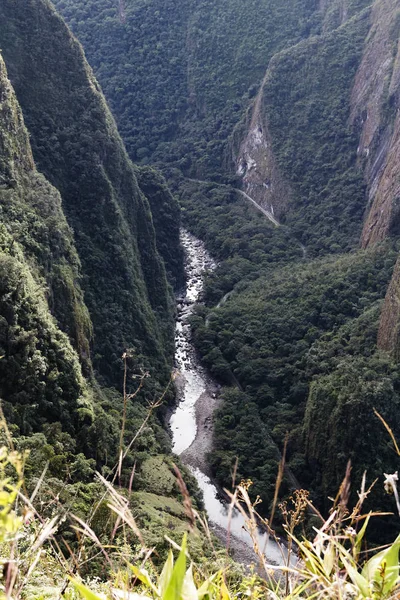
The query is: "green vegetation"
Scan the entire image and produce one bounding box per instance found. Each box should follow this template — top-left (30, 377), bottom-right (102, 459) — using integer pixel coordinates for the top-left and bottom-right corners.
top-left (0, 52), bottom-right (93, 450)
top-left (53, 0), bottom-right (372, 259)
top-left (4, 0), bottom-right (400, 584)
top-left (0, 0), bottom-right (178, 390)
top-left (191, 245), bottom-right (400, 528)
top-left (169, 175), bottom-right (303, 302)
top-left (263, 9), bottom-right (371, 255)
top-left (135, 166), bottom-right (185, 290)
top-left (44, 0), bottom-right (400, 547)
top-left (1, 445), bottom-right (400, 599)
top-left (53, 0), bottom-right (318, 175)
top-left (0, 0), bottom-right (197, 565)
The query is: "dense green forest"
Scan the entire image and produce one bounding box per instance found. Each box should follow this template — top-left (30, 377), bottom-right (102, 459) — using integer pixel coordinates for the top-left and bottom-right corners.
top-left (51, 0), bottom-right (400, 539)
top-left (0, 0), bottom-right (205, 560)
top-left (53, 0), bottom-right (319, 174)
top-left (193, 246), bottom-right (400, 520)
top-left (2, 0), bottom-right (400, 579)
top-left (0, 0), bottom-right (179, 391)
top-left (261, 10), bottom-right (371, 255)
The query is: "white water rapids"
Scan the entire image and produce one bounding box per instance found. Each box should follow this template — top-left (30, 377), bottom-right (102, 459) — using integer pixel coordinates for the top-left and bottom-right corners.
top-left (170, 230), bottom-right (289, 567)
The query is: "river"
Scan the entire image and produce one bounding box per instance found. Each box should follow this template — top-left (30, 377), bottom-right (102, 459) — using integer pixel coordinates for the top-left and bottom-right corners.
top-left (170, 229), bottom-right (288, 567)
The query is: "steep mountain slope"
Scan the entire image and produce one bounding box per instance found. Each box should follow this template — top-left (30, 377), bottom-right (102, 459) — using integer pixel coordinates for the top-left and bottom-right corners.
top-left (134, 165), bottom-right (185, 290)
top-left (252, 11), bottom-right (370, 255)
top-left (0, 54), bottom-right (94, 440)
top-left (53, 0), bottom-right (318, 176)
top-left (350, 0), bottom-right (400, 248)
top-left (54, 0), bottom-right (378, 259)
top-left (0, 0), bottom-right (178, 390)
top-left (51, 0), bottom-right (400, 534)
top-left (0, 0), bottom-right (218, 562)
top-left (194, 245), bottom-right (399, 515)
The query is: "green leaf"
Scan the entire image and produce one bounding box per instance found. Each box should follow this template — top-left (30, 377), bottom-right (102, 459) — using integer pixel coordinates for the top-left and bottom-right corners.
top-left (197, 571), bottom-right (219, 599)
top-left (159, 550), bottom-right (174, 596)
top-left (353, 513), bottom-right (371, 561)
top-left (129, 564), bottom-right (159, 595)
top-left (218, 576), bottom-right (231, 600)
top-left (340, 554), bottom-right (369, 598)
top-left (163, 534), bottom-right (187, 600)
top-left (322, 541), bottom-right (335, 577)
top-left (293, 536), bottom-right (326, 578)
top-left (182, 564), bottom-right (197, 600)
top-left (362, 533), bottom-right (400, 596)
top-left (70, 579), bottom-right (104, 600)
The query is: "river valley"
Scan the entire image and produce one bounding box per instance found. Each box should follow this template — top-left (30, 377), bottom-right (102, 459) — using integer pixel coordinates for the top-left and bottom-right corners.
top-left (170, 230), bottom-right (288, 567)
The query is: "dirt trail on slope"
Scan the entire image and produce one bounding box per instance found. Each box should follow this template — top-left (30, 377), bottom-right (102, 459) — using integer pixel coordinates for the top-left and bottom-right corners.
top-left (236, 189), bottom-right (280, 226)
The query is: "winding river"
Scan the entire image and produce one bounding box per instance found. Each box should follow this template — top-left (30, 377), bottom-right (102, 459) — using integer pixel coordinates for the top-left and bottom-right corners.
top-left (170, 230), bottom-right (287, 567)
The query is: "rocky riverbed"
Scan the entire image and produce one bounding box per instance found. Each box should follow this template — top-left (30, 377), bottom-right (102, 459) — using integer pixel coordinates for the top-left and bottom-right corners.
top-left (170, 229), bottom-right (289, 569)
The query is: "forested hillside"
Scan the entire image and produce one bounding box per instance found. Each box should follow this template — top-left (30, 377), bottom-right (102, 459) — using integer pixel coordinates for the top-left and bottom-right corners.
top-left (0, 0), bottom-right (207, 560)
top-left (51, 0), bottom-right (400, 538)
top-left (0, 0), bottom-right (181, 390)
top-left (2, 0), bottom-right (400, 570)
top-left (53, 0), bottom-right (319, 175)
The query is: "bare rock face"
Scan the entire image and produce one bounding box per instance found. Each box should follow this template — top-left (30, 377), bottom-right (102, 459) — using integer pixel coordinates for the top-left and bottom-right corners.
top-left (236, 117), bottom-right (292, 219)
top-left (234, 76), bottom-right (292, 219)
top-left (378, 255), bottom-right (400, 356)
top-left (360, 120), bottom-right (400, 248)
top-left (351, 0), bottom-right (400, 354)
top-left (350, 0), bottom-right (400, 247)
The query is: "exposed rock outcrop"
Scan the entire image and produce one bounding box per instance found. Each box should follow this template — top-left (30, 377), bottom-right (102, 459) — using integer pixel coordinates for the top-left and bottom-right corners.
top-left (350, 0), bottom-right (400, 247)
top-left (378, 255), bottom-right (400, 355)
top-left (234, 76), bottom-right (292, 219)
top-left (236, 118), bottom-right (292, 220)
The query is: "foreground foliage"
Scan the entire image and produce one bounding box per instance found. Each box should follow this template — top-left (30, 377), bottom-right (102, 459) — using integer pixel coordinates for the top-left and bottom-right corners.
top-left (0, 445), bottom-right (399, 600)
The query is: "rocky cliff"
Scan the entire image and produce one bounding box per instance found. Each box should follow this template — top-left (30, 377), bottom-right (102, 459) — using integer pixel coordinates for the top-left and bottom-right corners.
top-left (350, 0), bottom-right (400, 248)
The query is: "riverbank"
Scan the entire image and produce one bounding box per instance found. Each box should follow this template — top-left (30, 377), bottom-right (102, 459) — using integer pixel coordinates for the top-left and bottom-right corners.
top-left (181, 384), bottom-right (221, 475)
top-left (170, 229), bottom-right (289, 570)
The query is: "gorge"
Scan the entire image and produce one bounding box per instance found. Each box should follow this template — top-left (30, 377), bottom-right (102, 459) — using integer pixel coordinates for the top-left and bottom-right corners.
top-left (2, 0), bottom-right (400, 594)
top-left (170, 230), bottom-right (286, 566)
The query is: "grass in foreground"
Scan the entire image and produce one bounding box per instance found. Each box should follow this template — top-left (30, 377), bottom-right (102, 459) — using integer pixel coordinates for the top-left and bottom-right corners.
top-left (0, 436), bottom-right (399, 600)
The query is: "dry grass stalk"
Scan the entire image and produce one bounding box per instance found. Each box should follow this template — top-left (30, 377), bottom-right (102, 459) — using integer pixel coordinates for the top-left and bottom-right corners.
top-left (172, 464), bottom-right (196, 531)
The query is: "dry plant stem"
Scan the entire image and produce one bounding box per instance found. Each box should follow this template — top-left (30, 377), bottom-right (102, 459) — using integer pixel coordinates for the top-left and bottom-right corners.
top-left (118, 353), bottom-right (146, 481)
top-left (118, 352), bottom-right (129, 461)
top-left (13, 490), bottom-right (75, 600)
top-left (225, 457), bottom-right (240, 555)
top-left (349, 472), bottom-right (377, 526)
top-left (394, 484), bottom-right (400, 517)
top-left (97, 472), bottom-right (145, 547)
top-left (58, 378), bottom-right (170, 595)
top-left (173, 464), bottom-right (196, 530)
top-left (71, 514), bottom-right (113, 569)
top-left (225, 485), bottom-right (286, 586)
top-left (120, 378), bottom-right (172, 465)
top-left (270, 435), bottom-right (287, 531)
top-left (280, 490), bottom-right (309, 595)
top-left (231, 456), bottom-right (239, 491)
top-left (191, 508), bottom-right (215, 552)
top-left (374, 408), bottom-right (400, 456)
top-left (333, 460), bottom-right (351, 520)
